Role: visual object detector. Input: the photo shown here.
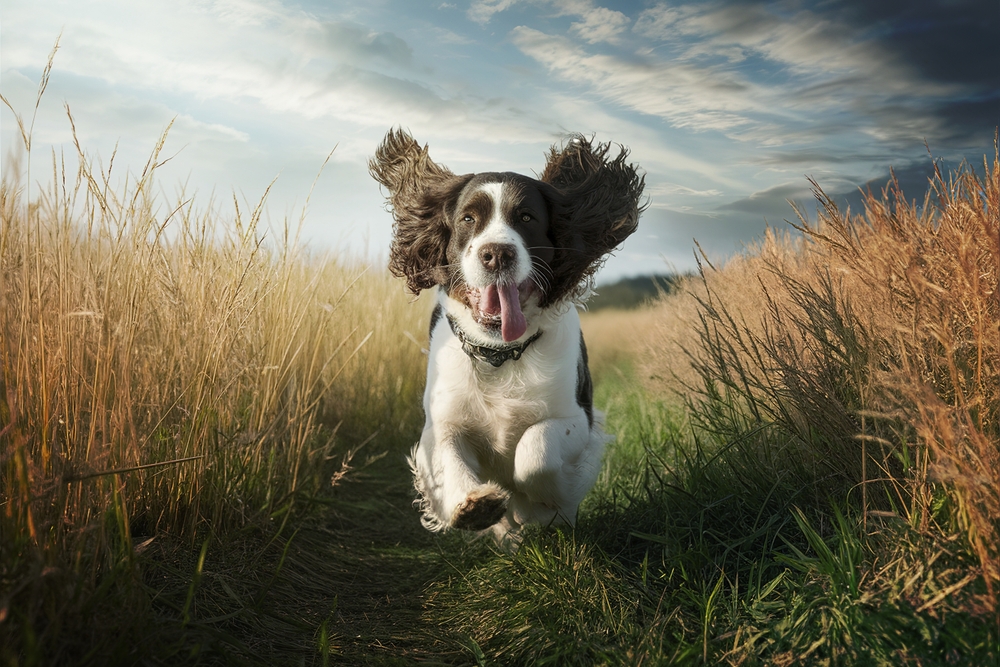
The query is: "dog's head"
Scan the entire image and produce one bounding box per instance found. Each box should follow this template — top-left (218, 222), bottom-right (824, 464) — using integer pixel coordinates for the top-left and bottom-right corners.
top-left (370, 129), bottom-right (644, 342)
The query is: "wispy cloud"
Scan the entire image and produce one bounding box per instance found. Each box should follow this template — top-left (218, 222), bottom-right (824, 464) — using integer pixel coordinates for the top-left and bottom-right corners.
top-left (306, 20), bottom-right (414, 67)
top-left (511, 26), bottom-right (777, 137)
top-left (716, 181), bottom-right (815, 215)
top-left (469, 0), bottom-right (631, 45)
top-left (0, 68), bottom-right (249, 148)
top-left (647, 182), bottom-right (722, 198)
top-left (569, 7), bottom-right (629, 44)
top-left (3, 0), bottom-right (569, 151)
top-left (468, 0), bottom-right (523, 24)
top-left (514, 2), bottom-right (969, 153)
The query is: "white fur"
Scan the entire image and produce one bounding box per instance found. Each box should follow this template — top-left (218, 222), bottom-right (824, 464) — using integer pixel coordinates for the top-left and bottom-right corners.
top-left (409, 180), bottom-right (607, 540)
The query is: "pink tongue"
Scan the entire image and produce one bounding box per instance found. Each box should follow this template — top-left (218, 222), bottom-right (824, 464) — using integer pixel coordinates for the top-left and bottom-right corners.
top-left (498, 283), bottom-right (526, 342)
top-left (480, 283), bottom-right (526, 341)
top-left (482, 284), bottom-right (501, 315)
top-left (481, 283), bottom-right (526, 342)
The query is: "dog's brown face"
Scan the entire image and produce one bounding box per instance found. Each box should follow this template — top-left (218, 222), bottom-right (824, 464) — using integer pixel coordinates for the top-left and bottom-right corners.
top-left (370, 130), bottom-right (645, 339)
top-left (427, 173), bottom-right (556, 341)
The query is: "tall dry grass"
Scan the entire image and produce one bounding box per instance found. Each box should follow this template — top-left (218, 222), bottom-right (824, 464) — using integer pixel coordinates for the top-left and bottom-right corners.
top-left (643, 147), bottom-right (1000, 607)
top-left (580, 306), bottom-right (662, 379)
top-left (1, 88), bottom-right (429, 649)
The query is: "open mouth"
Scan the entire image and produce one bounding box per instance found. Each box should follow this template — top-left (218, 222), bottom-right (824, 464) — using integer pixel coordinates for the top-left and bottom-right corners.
top-left (468, 280), bottom-right (534, 342)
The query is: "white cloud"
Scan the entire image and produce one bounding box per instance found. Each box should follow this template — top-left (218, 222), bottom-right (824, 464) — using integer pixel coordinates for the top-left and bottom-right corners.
top-left (634, 2), bottom-right (958, 100)
top-left (426, 25), bottom-right (474, 45)
top-left (208, 0), bottom-right (286, 28)
top-left (1, 0), bottom-right (567, 150)
top-left (468, 0), bottom-right (523, 24)
top-left (638, 3), bottom-right (861, 74)
top-left (510, 26), bottom-right (777, 136)
top-left (633, 4), bottom-right (689, 40)
top-left (0, 68), bottom-right (248, 150)
top-left (1, 0), bottom-right (578, 269)
top-left (528, 91), bottom-right (749, 199)
top-left (569, 6), bottom-right (629, 44)
top-left (648, 182), bottom-right (722, 198)
top-left (306, 21), bottom-right (414, 67)
top-left (468, 0), bottom-right (629, 46)
top-left (513, 0), bottom-right (962, 151)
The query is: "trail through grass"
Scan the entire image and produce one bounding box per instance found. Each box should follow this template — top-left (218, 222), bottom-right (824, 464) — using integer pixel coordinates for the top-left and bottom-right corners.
top-left (290, 448), bottom-right (462, 664)
top-left (99, 444), bottom-right (472, 666)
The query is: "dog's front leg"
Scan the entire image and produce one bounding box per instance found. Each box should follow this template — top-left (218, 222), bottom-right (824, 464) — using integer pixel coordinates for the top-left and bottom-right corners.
top-left (512, 415), bottom-right (603, 526)
top-left (410, 425), bottom-right (510, 532)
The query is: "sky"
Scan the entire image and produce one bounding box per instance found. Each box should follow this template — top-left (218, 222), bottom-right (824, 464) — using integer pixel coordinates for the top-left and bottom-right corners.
top-left (2, 0), bottom-right (998, 282)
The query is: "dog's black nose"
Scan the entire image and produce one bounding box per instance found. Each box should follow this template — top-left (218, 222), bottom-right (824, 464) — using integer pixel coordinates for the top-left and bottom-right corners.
top-left (479, 243), bottom-right (516, 272)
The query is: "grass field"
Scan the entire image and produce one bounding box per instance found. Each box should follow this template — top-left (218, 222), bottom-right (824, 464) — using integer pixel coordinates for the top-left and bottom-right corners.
top-left (425, 152), bottom-right (1000, 665)
top-left (2, 71), bottom-right (999, 664)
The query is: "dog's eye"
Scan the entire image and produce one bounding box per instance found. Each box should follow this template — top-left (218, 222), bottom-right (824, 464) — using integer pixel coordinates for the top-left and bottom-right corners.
top-left (462, 215), bottom-right (475, 223)
top-left (520, 213), bottom-right (532, 223)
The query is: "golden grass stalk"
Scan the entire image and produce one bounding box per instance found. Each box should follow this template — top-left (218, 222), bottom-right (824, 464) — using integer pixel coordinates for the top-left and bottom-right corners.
top-left (579, 306), bottom-right (662, 379)
top-left (643, 144), bottom-right (1000, 605)
top-left (0, 101), bottom-right (428, 607)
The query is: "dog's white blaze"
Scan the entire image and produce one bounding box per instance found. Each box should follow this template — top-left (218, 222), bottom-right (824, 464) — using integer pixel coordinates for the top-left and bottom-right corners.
top-left (461, 182), bottom-right (533, 288)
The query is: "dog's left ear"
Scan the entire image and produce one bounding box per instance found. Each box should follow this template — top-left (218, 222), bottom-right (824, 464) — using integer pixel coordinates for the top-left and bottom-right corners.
top-left (539, 135), bottom-right (646, 305)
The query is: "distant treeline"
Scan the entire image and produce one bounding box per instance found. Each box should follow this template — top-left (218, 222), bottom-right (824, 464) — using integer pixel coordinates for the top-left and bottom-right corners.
top-left (587, 273), bottom-right (690, 311)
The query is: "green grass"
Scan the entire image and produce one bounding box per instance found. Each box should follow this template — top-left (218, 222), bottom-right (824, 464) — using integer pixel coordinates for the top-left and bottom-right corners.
top-left (423, 362), bottom-right (998, 665)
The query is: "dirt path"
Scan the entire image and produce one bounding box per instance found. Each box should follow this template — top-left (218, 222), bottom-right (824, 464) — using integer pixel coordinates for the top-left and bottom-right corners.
top-left (138, 442), bottom-right (472, 666)
top-left (6, 389), bottom-right (463, 661)
top-left (281, 447), bottom-right (468, 665)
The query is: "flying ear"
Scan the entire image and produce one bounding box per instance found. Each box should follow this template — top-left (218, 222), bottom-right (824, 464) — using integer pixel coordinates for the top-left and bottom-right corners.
top-left (539, 135), bottom-right (646, 305)
top-left (370, 129), bottom-right (471, 294)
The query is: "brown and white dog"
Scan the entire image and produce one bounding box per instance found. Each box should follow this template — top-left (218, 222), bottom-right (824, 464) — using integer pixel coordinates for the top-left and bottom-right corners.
top-left (370, 129), bottom-right (644, 540)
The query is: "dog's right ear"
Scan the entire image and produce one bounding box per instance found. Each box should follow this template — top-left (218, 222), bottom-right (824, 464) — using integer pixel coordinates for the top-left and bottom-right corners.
top-left (370, 128), bottom-right (471, 294)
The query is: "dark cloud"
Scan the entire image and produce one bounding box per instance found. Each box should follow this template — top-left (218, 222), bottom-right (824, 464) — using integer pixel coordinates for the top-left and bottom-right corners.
top-left (716, 182), bottom-right (815, 216)
top-left (749, 149), bottom-right (898, 166)
top-left (832, 0), bottom-right (999, 87)
top-left (710, 154), bottom-right (983, 242)
top-left (832, 158), bottom-right (958, 215)
top-left (610, 151), bottom-right (987, 278)
top-left (633, 206), bottom-right (779, 265)
top-left (829, 0), bottom-right (999, 143)
top-left (933, 97), bottom-right (1000, 146)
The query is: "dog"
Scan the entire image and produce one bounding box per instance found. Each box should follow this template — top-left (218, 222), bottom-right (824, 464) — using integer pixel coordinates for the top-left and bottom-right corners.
top-left (370, 129), bottom-right (644, 540)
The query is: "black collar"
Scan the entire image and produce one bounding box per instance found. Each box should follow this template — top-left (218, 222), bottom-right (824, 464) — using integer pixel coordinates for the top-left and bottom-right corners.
top-left (447, 315), bottom-right (542, 368)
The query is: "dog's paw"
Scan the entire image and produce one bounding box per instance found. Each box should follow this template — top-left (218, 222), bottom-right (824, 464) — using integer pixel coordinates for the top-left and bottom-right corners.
top-left (451, 485), bottom-right (510, 531)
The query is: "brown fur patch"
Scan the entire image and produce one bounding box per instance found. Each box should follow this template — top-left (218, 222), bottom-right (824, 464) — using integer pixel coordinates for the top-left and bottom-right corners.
top-left (539, 135), bottom-right (647, 306)
top-left (369, 129), bottom-right (472, 294)
top-left (451, 486), bottom-right (510, 531)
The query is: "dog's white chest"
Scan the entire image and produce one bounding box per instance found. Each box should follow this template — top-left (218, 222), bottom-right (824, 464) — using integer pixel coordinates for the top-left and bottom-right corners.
top-left (428, 350), bottom-right (549, 454)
